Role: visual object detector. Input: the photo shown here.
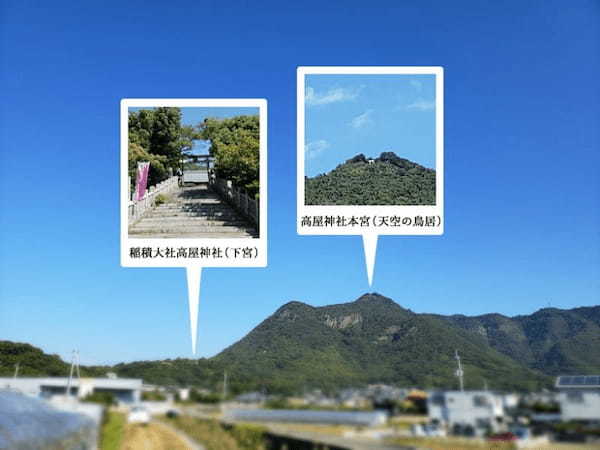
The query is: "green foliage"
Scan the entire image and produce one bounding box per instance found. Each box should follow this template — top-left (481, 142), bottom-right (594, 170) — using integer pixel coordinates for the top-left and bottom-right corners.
top-left (4, 301), bottom-right (600, 396)
top-left (100, 411), bottom-right (126, 450)
top-left (165, 415), bottom-right (267, 450)
top-left (141, 389), bottom-right (166, 401)
top-left (199, 115), bottom-right (260, 196)
top-left (128, 107), bottom-right (183, 188)
top-left (208, 293), bottom-right (551, 394)
top-left (436, 304), bottom-right (600, 376)
top-left (0, 341), bottom-right (107, 377)
top-left (228, 423), bottom-right (267, 450)
top-left (305, 152), bottom-right (435, 205)
top-left (83, 391), bottom-right (116, 407)
top-left (189, 388), bottom-right (221, 404)
top-left (529, 401), bottom-right (560, 413)
top-left (154, 193), bottom-right (168, 206)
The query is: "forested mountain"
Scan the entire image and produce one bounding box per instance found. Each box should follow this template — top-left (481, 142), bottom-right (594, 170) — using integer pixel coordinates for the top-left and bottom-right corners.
top-left (432, 305), bottom-right (600, 376)
top-left (305, 152), bottom-right (436, 205)
top-left (3, 295), bottom-right (598, 395)
top-left (0, 341), bottom-right (106, 378)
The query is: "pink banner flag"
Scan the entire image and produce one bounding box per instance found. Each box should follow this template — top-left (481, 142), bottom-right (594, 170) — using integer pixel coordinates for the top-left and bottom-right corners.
top-left (135, 161), bottom-right (150, 201)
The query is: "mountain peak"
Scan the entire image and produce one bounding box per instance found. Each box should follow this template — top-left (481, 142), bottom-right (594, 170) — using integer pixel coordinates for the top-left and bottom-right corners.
top-left (306, 151), bottom-right (436, 206)
top-left (355, 292), bottom-right (390, 302)
top-left (275, 300), bottom-right (314, 315)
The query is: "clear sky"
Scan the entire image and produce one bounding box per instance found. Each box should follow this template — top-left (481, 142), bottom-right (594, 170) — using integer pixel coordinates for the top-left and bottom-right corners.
top-left (305, 74), bottom-right (436, 176)
top-left (0, 1), bottom-right (598, 365)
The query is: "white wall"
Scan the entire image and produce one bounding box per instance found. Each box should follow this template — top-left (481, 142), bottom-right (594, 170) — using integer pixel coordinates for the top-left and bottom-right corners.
top-left (558, 391), bottom-right (600, 421)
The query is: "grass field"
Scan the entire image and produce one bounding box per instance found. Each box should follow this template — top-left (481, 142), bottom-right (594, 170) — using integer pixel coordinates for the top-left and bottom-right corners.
top-left (387, 436), bottom-right (600, 450)
top-left (100, 411), bottom-right (126, 450)
top-left (164, 415), bottom-right (267, 450)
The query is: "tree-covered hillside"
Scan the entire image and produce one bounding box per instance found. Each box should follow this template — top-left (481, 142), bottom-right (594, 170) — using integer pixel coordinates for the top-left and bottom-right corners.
top-left (305, 152), bottom-right (436, 205)
top-left (0, 341), bottom-right (106, 378)
top-left (434, 305), bottom-right (600, 376)
top-left (211, 294), bottom-right (548, 394)
top-left (4, 296), bottom-right (598, 395)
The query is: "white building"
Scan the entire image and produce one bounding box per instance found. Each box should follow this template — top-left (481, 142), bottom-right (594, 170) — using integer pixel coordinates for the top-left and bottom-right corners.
top-left (555, 375), bottom-right (600, 422)
top-left (178, 388), bottom-right (191, 401)
top-left (0, 377), bottom-right (142, 404)
top-left (427, 391), bottom-right (506, 435)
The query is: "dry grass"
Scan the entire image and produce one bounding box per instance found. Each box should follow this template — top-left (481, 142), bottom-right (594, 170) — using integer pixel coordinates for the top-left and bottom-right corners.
top-left (120, 422), bottom-right (191, 450)
top-left (165, 415), bottom-right (267, 450)
top-left (387, 436), bottom-right (516, 450)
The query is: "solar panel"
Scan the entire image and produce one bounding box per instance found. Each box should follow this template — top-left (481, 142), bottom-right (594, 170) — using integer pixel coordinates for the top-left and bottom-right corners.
top-left (558, 376), bottom-right (572, 386)
top-left (585, 376), bottom-right (599, 385)
top-left (557, 375), bottom-right (600, 387)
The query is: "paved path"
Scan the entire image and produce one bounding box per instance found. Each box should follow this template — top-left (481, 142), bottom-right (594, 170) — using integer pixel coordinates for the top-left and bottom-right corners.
top-left (129, 184), bottom-right (257, 239)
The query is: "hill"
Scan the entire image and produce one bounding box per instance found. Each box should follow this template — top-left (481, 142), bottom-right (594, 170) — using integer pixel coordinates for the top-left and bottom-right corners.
top-left (3, 295), bottom-right (598, 395)
top-left (0, 341), bottom-right (106, 378)
top-left (210, 293), bottom-right (548, 394)
top-left (432, 305), bottom-right (600, 376)
top-left (305, 152), bottom-right (436, 205)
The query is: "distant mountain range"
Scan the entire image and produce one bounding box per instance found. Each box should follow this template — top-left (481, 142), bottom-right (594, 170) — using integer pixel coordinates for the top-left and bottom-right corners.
top-left (2, 294), bottom-right (599, 395)
top-left (305, 152), bottom-right (436, 205)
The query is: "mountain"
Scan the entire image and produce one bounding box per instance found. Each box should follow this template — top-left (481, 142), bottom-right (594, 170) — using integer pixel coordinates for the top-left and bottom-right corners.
top-left (210, 293), bottom-right (548, 394)
top-left (432, 305), bottom-right (600, 376)
top-left (305, 152), bottom-right (436, 205)
top-left (0, 341), bottom-right (106, 378)
top-left (3, 295), bottom-right (598, 395)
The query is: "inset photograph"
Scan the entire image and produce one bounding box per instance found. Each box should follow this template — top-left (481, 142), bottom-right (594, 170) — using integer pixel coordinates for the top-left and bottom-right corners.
top-left (303, 71), bottom-right (438, 206)
top-left (127, 106), bottom-right (261, 239)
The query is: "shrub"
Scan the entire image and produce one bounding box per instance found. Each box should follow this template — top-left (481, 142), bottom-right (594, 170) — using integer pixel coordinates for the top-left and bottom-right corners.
top-left (83, 391), bottom-right (115, 407)
top-left (142, 389), bottom-right (166, 401)
top-left (154, 194), bottom-right (168, 206)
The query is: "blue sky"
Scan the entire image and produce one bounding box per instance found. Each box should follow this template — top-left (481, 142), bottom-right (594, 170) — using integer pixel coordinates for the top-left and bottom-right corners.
top-left (0, 1), bottom-right (598, 365)
top-left (305, 74), bottom-right (436, 176)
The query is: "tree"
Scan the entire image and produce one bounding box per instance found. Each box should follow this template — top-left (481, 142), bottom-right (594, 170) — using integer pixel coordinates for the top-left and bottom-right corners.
top-left (198, 115), bottom-right (260, 196)
top-left (128, 107), bottom-right (184, 188)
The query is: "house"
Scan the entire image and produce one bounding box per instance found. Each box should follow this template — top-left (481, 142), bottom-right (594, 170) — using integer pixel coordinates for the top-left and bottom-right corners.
top-left (0, 377), bottom-right (142, 404)
top-left (427, 391), bottom-right (506, 436)
top-left (555, 375), bottom-right (600, 422)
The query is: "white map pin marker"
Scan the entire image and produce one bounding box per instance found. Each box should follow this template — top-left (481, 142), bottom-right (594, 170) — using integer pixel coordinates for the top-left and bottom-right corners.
top-left (362, 233), bottom-right (378, 287)
top-left (186, 267), bottom-right (201, 354)
top-left (120, 98), bottom-right (268, 356)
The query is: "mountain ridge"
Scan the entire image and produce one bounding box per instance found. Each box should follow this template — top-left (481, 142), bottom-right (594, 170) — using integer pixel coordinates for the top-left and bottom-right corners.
top-left (2, 294), bottom-right (598, 395)
top-left (305, 152), bottom-right (436, 205)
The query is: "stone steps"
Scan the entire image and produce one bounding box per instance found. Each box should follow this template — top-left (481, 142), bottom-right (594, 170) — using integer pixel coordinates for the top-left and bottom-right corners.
top-left (128, 185), bottom-right (257, 238)
top-left (133, 218), bottom-right (248, 225)
top-left (130, 232), bottom-right (255, 239)
top-left (131, 225), bottom-right (254, 233)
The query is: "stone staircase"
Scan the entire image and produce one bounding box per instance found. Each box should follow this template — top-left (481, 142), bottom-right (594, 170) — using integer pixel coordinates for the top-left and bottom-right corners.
top-left (129, 184), bottom-right (258, 238)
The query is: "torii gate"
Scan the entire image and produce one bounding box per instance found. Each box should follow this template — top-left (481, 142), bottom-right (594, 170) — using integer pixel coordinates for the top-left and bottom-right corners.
top-left (181, 154), bottom-right (214, 184)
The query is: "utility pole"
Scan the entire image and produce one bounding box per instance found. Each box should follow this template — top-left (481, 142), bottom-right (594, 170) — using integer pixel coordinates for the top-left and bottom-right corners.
top-left (455, 350), bottom-right (464, 392)
top-left (66, 350), bottom-right (81, 398)
top-left (222, 371), bottom-right (228, 401)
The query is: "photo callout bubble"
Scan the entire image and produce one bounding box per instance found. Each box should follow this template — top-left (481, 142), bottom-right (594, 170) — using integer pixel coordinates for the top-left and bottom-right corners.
top-left (120, 98), bottom-right (268, 353)
top-left (297, 67), bottom-right (444, 286)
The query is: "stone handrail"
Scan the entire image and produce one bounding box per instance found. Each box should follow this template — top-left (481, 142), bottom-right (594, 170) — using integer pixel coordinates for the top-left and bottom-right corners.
top-left (128, 176), bottom-right (179, 223)
top-left (209, 173), bottom-right (259, 229)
